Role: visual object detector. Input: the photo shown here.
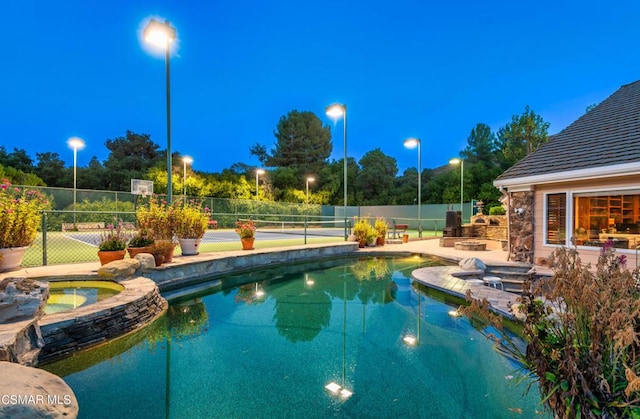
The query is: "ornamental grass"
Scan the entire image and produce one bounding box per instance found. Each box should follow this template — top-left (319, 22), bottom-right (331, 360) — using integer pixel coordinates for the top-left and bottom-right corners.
top-left (461, 241), bottom-right (640, 418)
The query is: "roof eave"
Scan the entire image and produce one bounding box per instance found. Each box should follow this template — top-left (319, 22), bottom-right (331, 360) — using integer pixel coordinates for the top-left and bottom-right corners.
top-left (493, 162), bottom-right (640, 191)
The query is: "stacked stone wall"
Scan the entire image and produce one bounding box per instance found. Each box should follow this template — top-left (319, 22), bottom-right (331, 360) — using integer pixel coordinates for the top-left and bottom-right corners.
top-left (37, 277), bottom-right (167, 364)
top-left (509, 191), bottom-right (534, 263)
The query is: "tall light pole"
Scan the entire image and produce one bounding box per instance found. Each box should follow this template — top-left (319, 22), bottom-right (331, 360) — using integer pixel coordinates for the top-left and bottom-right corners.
top-left (404, 138), bottom-right (421, 236)
top-left (306, 177), bottom-right (315, 204)
top-left (326, 103), bottom-right (348, 240)
top-left (67, 137), bottom-right (85, 226)
top-left (255, 169), bottom-right (265, 199)
top-left (144, 18), bottom-right (177, 202)
top-left (182, 156), bottom-right (193, 197)
top-left (449, 158), bottom-right (464, 222)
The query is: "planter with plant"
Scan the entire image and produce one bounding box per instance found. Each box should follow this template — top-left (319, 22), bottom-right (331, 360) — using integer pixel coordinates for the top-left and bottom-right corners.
top-left (0, 179), bottom-right (49, 271)
top-left (175, 200), bottom-right (210, 255)
top-left (127, 232), bottom-right (155, 258)
top-left (97, 221), bottom-right (130, 265)
top-left (374, 217), bottom-right (388, 246)
top-left (235, 219), bottom-right (256, 250)
top-left (150, 240), bottom-right (176, 266)
top-left (136, 196), bottom-right (177, 242)
top-left (353, 217), bottom-right (373, 248)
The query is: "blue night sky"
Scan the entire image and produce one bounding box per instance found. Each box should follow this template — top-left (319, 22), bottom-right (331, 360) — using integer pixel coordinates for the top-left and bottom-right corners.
top-left (2, 1), bottom-right (639, 175)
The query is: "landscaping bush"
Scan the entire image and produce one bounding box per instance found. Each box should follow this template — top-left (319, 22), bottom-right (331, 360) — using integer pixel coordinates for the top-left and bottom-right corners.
top-left (488, 205), bottom-right (506, 215)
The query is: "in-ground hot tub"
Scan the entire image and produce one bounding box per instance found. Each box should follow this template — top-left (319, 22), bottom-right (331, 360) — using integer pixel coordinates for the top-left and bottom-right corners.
top-left (44, 280), bottom-right (124, 314)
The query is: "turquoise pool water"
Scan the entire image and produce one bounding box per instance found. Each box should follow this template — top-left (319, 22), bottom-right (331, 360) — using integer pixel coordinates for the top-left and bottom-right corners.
top-left (43, 256), bottom-right (548, 418)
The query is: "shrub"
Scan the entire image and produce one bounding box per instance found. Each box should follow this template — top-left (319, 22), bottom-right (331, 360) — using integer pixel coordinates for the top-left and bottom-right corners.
top-left (488, 206), bottom-right (506, 215)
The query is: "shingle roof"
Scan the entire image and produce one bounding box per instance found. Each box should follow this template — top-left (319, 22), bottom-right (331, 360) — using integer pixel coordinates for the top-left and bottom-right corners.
top-left (495, 80), bottom-right (640, 182)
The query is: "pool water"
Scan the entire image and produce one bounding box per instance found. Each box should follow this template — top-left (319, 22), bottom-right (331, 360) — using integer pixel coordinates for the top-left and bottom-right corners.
top-left (44, 280), bottom-right (123, 314)
top-left (42, 256), bottom-right (549, 418)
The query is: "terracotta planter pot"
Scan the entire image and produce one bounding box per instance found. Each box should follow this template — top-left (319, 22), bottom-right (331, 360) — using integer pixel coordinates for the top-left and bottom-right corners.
top-left (127, 246), bottom-right (153, 258)
top-left (241, 237), bottom-right (255, 250)
top-left (376, 237), bottom-right (385, 246)
top-left (358, 239), bottom-right (366, 248)
top-left (153, 253), bottom-right (165, 267)
top-left (0, 246), bottom-right (28, 272)
top-left (97, 250), bottom-right (126, 265)
top-left (156, 240), bottom-right (177, 263)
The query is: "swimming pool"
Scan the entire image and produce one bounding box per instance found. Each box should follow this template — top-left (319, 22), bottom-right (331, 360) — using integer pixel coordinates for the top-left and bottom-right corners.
top-left (42, 256), bottom-right (548, 418)
top-left (44, 280), bottom-right (124, 314)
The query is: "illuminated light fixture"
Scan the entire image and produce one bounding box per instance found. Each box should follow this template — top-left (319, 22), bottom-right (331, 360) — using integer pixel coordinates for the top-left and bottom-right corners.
top-left (143, 18), bottom-right (176, 47)
top-left (448, 310), bottom-right (461, 317)
top-left (182, 156), bottom-right (193, 197)
top-left (325, 103), bottom-right (348, 240)
top-left (67, 137), bottom-right (85, 226)
top-left (449, 158), bottom-right (464, 222)
top-left (143, 18), bottom-right (177, 202)
top-left (255, 168), bottom-right (265, 199)
top-left (403, 335), bottom-right (418, 346)
top-left (404, 137), bottom-right (422, 235)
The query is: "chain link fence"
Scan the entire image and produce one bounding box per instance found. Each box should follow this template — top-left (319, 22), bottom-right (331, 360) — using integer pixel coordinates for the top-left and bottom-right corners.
top-left (17, 186), bottom-right (448, 268)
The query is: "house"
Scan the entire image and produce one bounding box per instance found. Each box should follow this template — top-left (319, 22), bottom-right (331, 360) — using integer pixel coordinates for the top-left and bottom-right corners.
top-left (494, 80), bottom-right (640, 267)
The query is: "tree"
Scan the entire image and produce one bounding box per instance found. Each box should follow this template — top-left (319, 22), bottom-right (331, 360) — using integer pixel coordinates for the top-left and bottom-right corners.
top-left (355, 149), bottom-right (398, 205)
top-left (103, 131), bottom-right (162, 191)
top-left (0, 147), bottom-right (34, 174)
top-left (496, 105), bottom-right (550, 167)
top-left (457, 123), bottom-right (504, 207)
top-left (248, 144), bottom-right (268, 165)
top-left (35, 152), bottom-right (67, 186)
top-left (266, 110), bottom-right (332, 175)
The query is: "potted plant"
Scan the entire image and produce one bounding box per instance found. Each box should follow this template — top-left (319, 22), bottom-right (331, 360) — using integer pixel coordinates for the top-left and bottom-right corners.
top-left (136, 196), bottom-right (177, 242)
top-left (97, 221), bottom-right (130, 265)
top-left (175, 200), bottom-right (210, 256)
top-left (374, 217), bottom-right (388, 246)
top-left (0, 179), bottom-right (49, 271)
top-left (150, 240), bottom-right (175, 266)
top-left (235, 219), bottom-right (257, 250)
top-left (136, 196), bottom-right (178, 262)
top-left (127, 231), bottom-right (155, 258)
top-left (353, 217), bottom-right (373, 248)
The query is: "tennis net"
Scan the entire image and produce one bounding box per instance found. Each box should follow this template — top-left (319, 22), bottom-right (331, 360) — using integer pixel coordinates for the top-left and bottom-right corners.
top-left (240, 218), bottom-right (350, 238)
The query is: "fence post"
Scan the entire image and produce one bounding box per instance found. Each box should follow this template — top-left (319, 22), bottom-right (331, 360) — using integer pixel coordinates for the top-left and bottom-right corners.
top-left (42, 211), bottom-right (48, 266)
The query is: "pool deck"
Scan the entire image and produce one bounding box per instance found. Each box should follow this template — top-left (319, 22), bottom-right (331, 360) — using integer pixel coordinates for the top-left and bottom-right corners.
top-left (2, 238), bottom-right (532, 321)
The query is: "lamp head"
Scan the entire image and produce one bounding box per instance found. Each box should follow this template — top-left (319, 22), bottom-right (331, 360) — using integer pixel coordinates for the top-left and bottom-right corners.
top-left (449, 158), bottom-right (461, 165)
top-left (256, 169), bottom-right (265, 175)
top-left (67, 137), bottom-right (85, 151)
top-left (183, 156), bottom-right (193, 165)
top-left (403, 137), bottom-right (420, 149)
top-left (143, 18), bottom-right (176, 48)
top-left (307, 177), bottom-right (315, 183)
top-left (325, 103), bottom-right (346, 120)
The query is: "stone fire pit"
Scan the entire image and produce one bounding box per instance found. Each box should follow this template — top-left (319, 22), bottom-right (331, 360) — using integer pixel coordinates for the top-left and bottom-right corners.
top-left (454, 241), bottom-right (487, 251)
